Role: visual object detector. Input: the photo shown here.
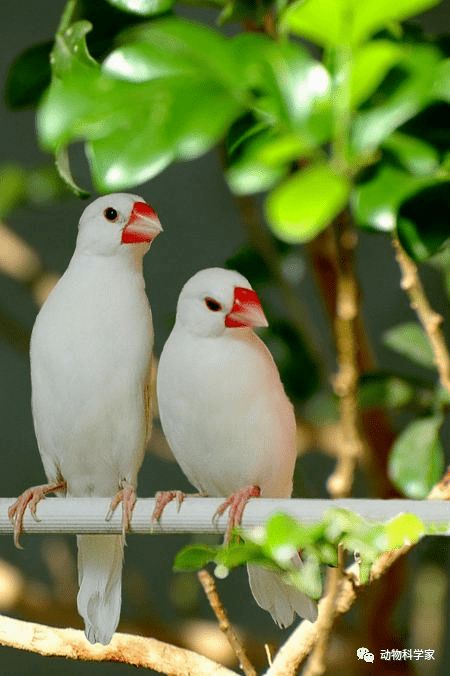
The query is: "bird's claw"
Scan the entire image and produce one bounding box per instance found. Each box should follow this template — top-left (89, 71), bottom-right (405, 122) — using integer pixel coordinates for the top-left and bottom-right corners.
top-left (213, 485), bottom-right (261, 544)
top-left (106, 484), bottom-right (137, 535)
top-left (8, 482), bottom-right (65, 549)
top-left (152, 490), bottom-right (186, 523)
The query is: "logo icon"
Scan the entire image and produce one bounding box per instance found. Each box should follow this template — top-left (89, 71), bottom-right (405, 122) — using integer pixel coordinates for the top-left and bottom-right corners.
top-left (357, 647), bottom-right (375, 663)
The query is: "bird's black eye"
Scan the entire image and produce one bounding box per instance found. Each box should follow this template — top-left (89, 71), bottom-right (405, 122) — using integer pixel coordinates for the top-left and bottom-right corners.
top-left (205, 297), bottom-right (222, 312)
top-left (103, 207), bottom-right (118, 222)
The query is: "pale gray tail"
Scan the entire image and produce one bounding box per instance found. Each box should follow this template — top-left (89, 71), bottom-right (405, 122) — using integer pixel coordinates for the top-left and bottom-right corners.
top-left (77, 534), bottom-right (123, 644)
top-left (247, 556), bottom-right (318, 628)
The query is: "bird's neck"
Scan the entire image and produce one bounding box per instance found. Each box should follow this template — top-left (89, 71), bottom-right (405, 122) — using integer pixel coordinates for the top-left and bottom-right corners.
top-left (72, 249), bottom-right (144, 276)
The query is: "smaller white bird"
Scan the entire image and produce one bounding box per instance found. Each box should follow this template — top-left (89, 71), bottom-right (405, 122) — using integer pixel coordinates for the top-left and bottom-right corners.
top-left (9, 193), bottom-right (162, 644)
top-left (156, 268), bottom-right (318, 627)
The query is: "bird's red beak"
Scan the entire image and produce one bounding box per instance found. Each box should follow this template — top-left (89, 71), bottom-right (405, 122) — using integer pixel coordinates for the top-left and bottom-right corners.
top-left (121, 202), bottom-right (162, 244)
top-left (225, 287), bottom-right (269, 329)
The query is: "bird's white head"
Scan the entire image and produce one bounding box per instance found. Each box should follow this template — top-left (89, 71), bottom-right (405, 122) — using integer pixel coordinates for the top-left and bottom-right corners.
top-left (76, 193), bottom-right (162, 258)
top-left (175, 267), bottom-right (268, 337)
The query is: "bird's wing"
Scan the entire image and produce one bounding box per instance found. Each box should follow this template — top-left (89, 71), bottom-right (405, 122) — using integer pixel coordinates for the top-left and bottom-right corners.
top-left (143, 355), bottom-right (155, 443)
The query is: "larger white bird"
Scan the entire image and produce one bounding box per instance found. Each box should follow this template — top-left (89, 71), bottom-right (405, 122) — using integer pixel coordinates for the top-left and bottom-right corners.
top-left (156, 267), bottom-right (317, 627)
top-left (9, 193), bottom-right (162, 644)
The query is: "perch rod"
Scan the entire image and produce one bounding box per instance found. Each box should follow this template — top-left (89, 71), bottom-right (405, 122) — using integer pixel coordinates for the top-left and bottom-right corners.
top-left (0, 498), bottom-right (449, 535)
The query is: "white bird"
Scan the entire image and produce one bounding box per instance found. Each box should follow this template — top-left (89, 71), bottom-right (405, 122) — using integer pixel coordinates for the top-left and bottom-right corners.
top-left (9, 193), bottom-right (162, 644)
top-left (156, 267), bottom-right (318, 627)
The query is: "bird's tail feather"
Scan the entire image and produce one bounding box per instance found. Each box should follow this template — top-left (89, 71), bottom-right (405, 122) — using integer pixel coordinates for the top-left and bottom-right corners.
top-left (77, 534), bottom-right (123, 645)
top-left (247, 556), bottom-right (318, 628)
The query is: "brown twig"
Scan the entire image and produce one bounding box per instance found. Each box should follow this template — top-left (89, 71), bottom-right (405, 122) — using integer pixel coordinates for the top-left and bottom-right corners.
top-left (198, 569), bottom-right (257, 676)
top-left (0, 614), bottom-right (237, 675)
top-left (327, 215), bottom-right (368, 498)
top-left (303, 545), bottom-right (345, 676)
top-left (392, 235), bottom-right (450, 393)
top-left (307, 229), bottom-right (397, 497)
top-left (265, 471), bottom-right (450, 676)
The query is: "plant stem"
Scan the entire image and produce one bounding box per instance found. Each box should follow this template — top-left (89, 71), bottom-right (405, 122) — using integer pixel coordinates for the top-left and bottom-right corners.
top-left (392, 235), bottom-right (450, 394)
top-left (307, 229), bottom-right (398, 498)
top-left (302, 545), bottom-right (344, 676)
top-left (266, 470), bottom-right (450, 676)
top-left (327, 213), bottom-right (368, 497)
top-left (198, 570), bottom-right (257, 676)
top-left (57, 0), bottom-right (78, 34)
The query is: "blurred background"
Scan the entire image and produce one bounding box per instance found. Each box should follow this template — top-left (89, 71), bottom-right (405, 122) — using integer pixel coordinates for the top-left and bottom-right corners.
top-left (0, 1), bottom-right (449, 674)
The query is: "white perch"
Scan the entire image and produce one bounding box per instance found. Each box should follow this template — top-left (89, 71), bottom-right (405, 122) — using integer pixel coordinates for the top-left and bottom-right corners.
top-left (0, 498), bottom-right (449, 535)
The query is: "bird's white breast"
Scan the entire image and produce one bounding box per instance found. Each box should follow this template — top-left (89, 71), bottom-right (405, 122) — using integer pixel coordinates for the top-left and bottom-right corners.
top-left (31, 253), bottom-right (153, 496)
top-left (157, 327), bottom-right (297, 498)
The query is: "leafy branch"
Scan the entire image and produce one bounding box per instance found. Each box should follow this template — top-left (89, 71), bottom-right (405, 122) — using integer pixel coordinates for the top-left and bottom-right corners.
top-left (392, 235), bottom-right (450, 393)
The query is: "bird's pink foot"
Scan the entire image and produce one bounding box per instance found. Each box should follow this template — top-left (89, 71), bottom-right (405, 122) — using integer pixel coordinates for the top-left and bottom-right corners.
top-left (8, 481), bottom-right (66, 549)
top-left (151, 491), bottom-right (205, 523)
top-left (152, 490), bottom-right (187, 523)
top-left (106, 482), bottom-right (137, 534)
top-left (213, 485), bottom-right (261, 543)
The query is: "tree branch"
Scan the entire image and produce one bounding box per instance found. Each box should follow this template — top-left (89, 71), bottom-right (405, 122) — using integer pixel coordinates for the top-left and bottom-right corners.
top-left (327, 216), bottom-right (368, 498)
top-left (265, 469), bottom-right (450, 676)
top-left (392, 235), bottom-right (450, 393)
top-left (198, 569), bottom-right (257, 676)
top-left (302, 545), bottom-right (344, 676)
top-left (307, 229), bottom-right (397, 498)
top-left (0, 614), bottom-right (237, 675)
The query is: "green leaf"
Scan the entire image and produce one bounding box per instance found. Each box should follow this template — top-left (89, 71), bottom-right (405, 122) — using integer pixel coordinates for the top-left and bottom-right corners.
top-left (282, 0), bottom-right (438, 47)
top-left (88, 78), bottom-right (240, 191)
top-left (350, 41), bottom-right (404, 108)
top-left (282, 0), bottom-right (346, 48)
top-left (38, 65), bottom-right (126, 150)
top-left (352, 45), bottom-right (443, 155)
top-left (358, 373), bottom-right (415, 409)
top-left (383, 322), bottom-right (435, 369)
top-left (229, 34), bottom-right (331, 142)
top-left (217, 542), bottom-right (273, 568)
top-left (349, 0), bottom-right (439, 45)
top-left (383, 132), bottom-right (440, 176)
top-left (38, 18), bottom-right (242, 189)
top-left (433, 58), bottom-right (450, 102)
top-left (287, 556), bottom-right (322, 599)
top-left (52, 20), bottom-right (98, 75)
top-left (121, 18), bottom-right (239, 91)
top-left (324, 508), bottom-right (366, 541)
top-left (397, 183), bottom-right (450, 261)
top-left (352, 163), bottom-right (436, 232)
top-left (0, 165), bottom-right (26, 218)
top-left (173, 544), bottom-right (219, 571)
top-left (256, 133), bottom-right (313, 166)
top-left (384, 513), bottom-right (426, 548)
top-left (264, 514), bottom-right (319, 558)
top-left (106, 0), bottom-right (175, 15)
top-left (103, 42), bottom-right (195, 82)
top-left (388, 416), bottom-right (444, 498)
top-left (55, 147), bottom-right (90, 198)
top-left (5, 42), bottom-right (52, 109)
top-left (266, 163), bottom-right (350, 243)
top-left (226, 131), bottom-right (288, 195)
